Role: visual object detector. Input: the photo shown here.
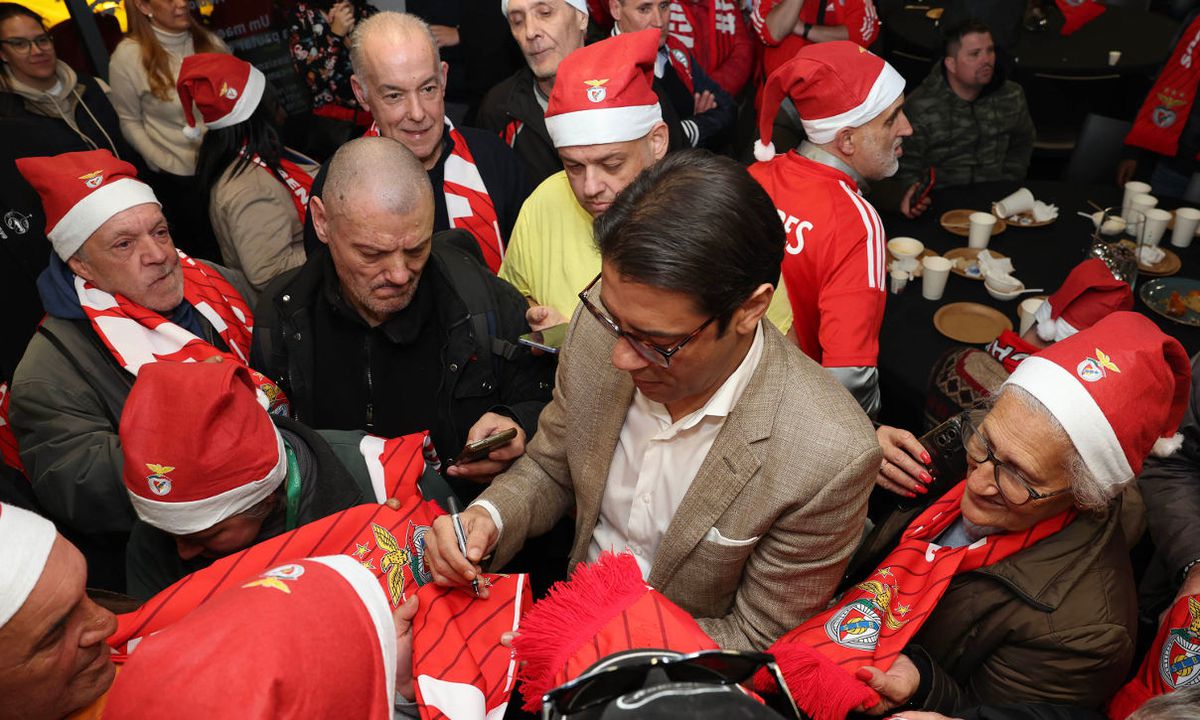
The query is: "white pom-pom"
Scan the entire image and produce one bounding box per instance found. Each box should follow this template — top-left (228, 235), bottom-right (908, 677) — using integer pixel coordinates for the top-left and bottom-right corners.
top-left (1035, 317), bottom-right (1056, 343)
top-left (1151, 433), bottom-right (1184, 458)
top-left (753, 138), bottom-right (776, 163)
top-left (183, 124), bottom-right (202, 141)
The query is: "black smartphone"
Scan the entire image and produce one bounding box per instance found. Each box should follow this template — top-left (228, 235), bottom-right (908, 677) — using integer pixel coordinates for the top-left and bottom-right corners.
top-left (518, 323), bottom-right (568, 354)
top-left (449, 427), bottom-right (518, 466)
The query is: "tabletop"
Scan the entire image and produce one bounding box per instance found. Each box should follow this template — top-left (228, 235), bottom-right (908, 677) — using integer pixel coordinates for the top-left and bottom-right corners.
top-left (880, 1), bottom-right (1178, 78)
top-left (875, 179), bottom-right (1200, 433)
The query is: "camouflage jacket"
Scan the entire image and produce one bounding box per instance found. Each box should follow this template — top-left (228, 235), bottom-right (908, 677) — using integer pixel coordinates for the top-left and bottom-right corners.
top-left (894, 66), bottom-right (1035, 190)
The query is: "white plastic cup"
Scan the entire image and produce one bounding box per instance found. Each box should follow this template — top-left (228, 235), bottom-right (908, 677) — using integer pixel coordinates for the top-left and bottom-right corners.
top-left (994, 188), bottom-right (1034, 217)
top-left (1141, 208), bottom-right (1173, 246)
top-left (922, 256), bottom-right (953, 301)
top-left (967, 212), bottom-right (997, 249)
top-left (1172, 207), bottom-right (1200, 248)
top-left (890, 268), bottom-right (908, 294)
top-left (1122, 181), bottom-right (1152, 215)
top-left (1019, 297), bottom-right (1044, 336)
top-left (1108, 50), bottom-right (1121, 66)
top-left (1126, 192), bottom-right (1158, 225)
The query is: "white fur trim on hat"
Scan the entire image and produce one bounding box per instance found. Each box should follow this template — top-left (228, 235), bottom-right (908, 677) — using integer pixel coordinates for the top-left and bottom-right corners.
top-left (1004, 356), bottom-right (1134, 494)
top-left (546, 104), bottom-right (663, 148)
top-left (1035, 300), bottom-right (1081, 344)
top-left (205, 65), bottom-right (266, 130)
top-left (48, 177), bottom-right (159, 260)
top-left (800, 61), bottom-right (905, 145)
top-left (128, 427), bottom-right (288, 536)
top-left (0, 504), bottom-right (57, 628)
top-left (312, 555), bottom-right (397, 711)
top-left (501, 0), bottom-right (587, 16)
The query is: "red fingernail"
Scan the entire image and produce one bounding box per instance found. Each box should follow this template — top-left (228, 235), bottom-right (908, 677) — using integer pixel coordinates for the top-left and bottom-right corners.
top-left (906, 491), bottom-right (917, 498)
top-left (855, 669), bottom-right (873, 682)
top-left (919, 471), bottom-right (933, 483)
top-left (915, 484), bottom-right (928, 494)
top-left (921, 452), bottom-right (932, 464)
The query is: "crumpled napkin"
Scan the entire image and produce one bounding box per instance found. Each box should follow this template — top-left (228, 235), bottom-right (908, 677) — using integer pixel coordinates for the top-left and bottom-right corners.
top-left (977, 250), bottom-right (1020, 290)
top-left (1138, 245), bottom-right (1166, 265)
top-left (1032, 201), bottom-right (1059, 223)
top-left (888, 258), bottom-right (921, 279)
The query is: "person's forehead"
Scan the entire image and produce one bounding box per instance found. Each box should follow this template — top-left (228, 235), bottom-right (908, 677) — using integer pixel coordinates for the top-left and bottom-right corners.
top-left (2, 538), bottom-right (83, 646)
top-left (87, 203), bottom-right (165, 244)
top-left (959, 32), bottom-right (993, 49)
top-left (361, 35), bottom-right (438, 82)
top-left (986, 395), bottom-right (1071, 481)
top-left (0, 16), bottom-right (43, 37)
top-left (559, 137), bottom-right (645, 164)
top-left (510, 0), bottom-right (566, 14)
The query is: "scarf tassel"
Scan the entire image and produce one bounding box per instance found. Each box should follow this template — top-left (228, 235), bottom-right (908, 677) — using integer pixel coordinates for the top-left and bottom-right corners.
top-left (753, 642), bottom-right (880, 720)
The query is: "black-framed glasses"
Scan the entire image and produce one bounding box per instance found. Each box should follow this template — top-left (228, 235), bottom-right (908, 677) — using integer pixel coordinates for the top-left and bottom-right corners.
top-left (577, 274), bottom-right (716, 368)
top-left (0, 35), bottom-right (53, 54)
top-left (541, 649), bottom-right (801, 719)
top-left (961, 411), bottom-right (1072, 506)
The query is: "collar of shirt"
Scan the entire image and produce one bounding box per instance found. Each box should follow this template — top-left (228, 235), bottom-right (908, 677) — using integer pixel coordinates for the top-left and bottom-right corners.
top-left (797, 140), bottom-right (869, 192)
top-left (633, 322), bottom-right (765, 436)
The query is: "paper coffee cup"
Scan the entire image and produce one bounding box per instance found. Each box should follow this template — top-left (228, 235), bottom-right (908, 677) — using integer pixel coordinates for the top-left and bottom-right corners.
top-left (1172, 207), bottom-right (1200, 248)
top-left (1018, 297), bottom-right (1044, 336)
top-left (890, 268), bottom-right (908, 294)
top-left (994, 188), bottom-right (1034, 218)
top-left (1108, 50), bottom-right (1121, 66)
top-left (1141, 208), bottom-right (1172, 247)
top-left (922, 256), bottom-right (952, 301)
top-left (1122, 181), bottom-right (1152, 217)
top-left (967, 212), bottom-right (996, 249)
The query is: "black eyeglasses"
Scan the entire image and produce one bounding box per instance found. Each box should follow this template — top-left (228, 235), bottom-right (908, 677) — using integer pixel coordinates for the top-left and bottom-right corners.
top-left (577, 274), bottom-right (717, 368)
top-left (962, 411), bottom-right (1072, 506)
top-left (540, 649), bottom-right (801, 719)
top-left (0, 35), bottom-right (53, 54)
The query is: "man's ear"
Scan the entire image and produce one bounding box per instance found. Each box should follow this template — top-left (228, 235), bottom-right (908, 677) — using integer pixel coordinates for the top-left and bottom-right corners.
top-left (834, 126), bottom-right (856, 157)
top-left (574, 6), bottom-right (590, 33)
top-left (66, 250), bottom-right (95, 284)
top-left (608, 0), bottom-right (622, 22)
top-left (310, 197), bottom-right (332, 247)
top-left (944, 55), bottom-right (955, 76)
top-left (350, 74), bottom-right (369, 110)
top-left (648, 121), bottom-right (670, 161)
top-left (733, 283), bottom-right (774, 335)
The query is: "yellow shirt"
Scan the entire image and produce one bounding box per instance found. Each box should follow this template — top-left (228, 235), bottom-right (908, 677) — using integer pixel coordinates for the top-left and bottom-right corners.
top-left (499, 171), bottom-right (793, 333)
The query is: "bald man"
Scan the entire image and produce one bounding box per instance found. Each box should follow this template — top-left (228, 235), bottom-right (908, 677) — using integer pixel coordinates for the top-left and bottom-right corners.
top-left (253, 138), bottom-right (554, 502)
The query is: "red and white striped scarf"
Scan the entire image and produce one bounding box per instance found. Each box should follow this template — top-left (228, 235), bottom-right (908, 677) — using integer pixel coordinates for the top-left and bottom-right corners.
top-left (76, 251), bottom-right (289, 415)
top-left (365, 119), bottom-right (505, 272)
top-left (239, 150), bottom-right (316, 224)
top-left (1126, 13), bottom-right (1200, 159)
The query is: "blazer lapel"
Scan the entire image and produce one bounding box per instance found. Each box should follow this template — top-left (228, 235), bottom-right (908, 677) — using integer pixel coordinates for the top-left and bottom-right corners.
top-left (647, 329), bottom-right (786, 588)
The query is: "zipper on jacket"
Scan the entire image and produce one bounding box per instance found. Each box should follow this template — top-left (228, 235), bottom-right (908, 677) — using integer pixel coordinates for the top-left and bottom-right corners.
top-left (364, 335), bottom-right (375, 430)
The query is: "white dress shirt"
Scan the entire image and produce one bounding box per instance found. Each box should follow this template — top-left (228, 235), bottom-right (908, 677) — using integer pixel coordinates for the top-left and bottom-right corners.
top-left (588, 324), bottom-right (765, 577)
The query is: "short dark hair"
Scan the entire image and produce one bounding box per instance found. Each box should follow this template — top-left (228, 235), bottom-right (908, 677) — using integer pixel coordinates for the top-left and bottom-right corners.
top-left (943, 18), bottom-right (992, 57)
top-left (0, 2), bottom-right (43, 30)
top-left (593, 149), bottom-right (784, 334)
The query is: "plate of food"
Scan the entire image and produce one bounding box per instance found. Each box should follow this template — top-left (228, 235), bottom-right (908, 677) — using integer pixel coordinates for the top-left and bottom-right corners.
top-left (1140, 277), bottom-right (1200, 326)
top-left (944, 247), bottom-right (1009, 280)
top-left (939, 209), bottom-right (1006, 238)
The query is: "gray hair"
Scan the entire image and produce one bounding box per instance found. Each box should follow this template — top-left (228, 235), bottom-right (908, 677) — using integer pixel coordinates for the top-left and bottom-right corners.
top-left (323, 136), bottom-right (433, 219)
top-left (995, 385), bottom-right (1111, 511)
top-left (1128, 685), bottom-right (1200, 720)
top-left (348, 11), bottom-right (441, 95)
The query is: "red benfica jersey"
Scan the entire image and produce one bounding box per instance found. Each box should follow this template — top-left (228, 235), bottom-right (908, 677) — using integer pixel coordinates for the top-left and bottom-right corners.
top-left (751, 0), bottom-right (880, 81)
top-left (749, 153), bottom-right (886, 367)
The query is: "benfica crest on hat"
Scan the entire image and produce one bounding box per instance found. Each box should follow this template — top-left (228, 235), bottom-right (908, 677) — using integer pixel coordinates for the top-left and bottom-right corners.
top-left (79, 170), bottom-right (103, 189)
top-left (585, 78), bottom-right (609, 103)
top-left (145, 463), bottom-right (175, 496)
top-left (1076, 347), bottom-right (1120, 383)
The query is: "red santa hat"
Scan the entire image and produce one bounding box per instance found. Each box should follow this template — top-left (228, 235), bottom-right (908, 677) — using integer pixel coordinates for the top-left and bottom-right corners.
top-left (1004, 312), bottom-right (1191, 496)
top-left (1035, 258), bottom-right (1134, 343)
top-left (177, 53), bottom-right (266, 140)
top-left (754, 41), bottom-right (905, 162)
top-left (513, 552), bottom-right (718, 712)
top-left (501, 0), bottom-right (588, 16)
top-left (0, 503), bottom-right (57, 629)
top-left (15, 149), bottom-right (159, 261)
top-left (120, 361), bottom-right (286, 536)
top-left (104, 555), bottom-right (397, 719)
top-left (545, 29), bottom-right (664, 149)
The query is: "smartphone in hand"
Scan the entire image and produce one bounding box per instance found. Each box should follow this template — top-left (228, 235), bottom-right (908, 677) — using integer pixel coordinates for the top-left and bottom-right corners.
top-left (518, 323), bottom-right (568, 354)
top-left (449, 427), bottom-right (518, 466)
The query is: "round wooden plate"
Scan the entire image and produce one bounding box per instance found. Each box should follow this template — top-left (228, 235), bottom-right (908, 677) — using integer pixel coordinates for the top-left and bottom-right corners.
top-left (1137, 247), bottom-right (1182, 277)
top-left (933, 302), bottom-right (1013, 344)
top-left (940, 209), bottom-right (1006, 238)
top-left (943, 247), bottom-right (1010, 280)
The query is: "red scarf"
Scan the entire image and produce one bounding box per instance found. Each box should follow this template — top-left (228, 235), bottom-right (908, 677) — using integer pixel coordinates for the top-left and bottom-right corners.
top-left (1126, 14), bottom-right (1200, 158)
top-left (110, 481), bottom-right (441, 658)
top-left (669, 1), bottom-right (740, 79)
top-left (412, 575), bottom-right (532, 720)
top-left (769, 481), bottom-right (1075, 674)
top-left (1055, 0), bottom-right (1106, 36)
top-left (75, 251), bottom-right (288, 415)
top-left (1108, 593), bottom-right (1200, 719)
top-left (364, 120), bottom-right (505, 272)
top-left (985, 329), bottom-right (1039, 374)
top-left (665, 36), bottom-right (695, 94)
top-left (239, 150), bottom-right (316, 224)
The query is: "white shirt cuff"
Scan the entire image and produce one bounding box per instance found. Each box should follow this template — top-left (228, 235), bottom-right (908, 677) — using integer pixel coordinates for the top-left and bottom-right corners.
top-left (469, 498), bottom-right (504, 538)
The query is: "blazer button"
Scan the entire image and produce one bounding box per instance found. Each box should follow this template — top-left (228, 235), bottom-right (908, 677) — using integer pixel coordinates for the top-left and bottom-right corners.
top-left (481, 380), bottom-right (493, 392)
top-left (281, 294), bottom-right (291, 303)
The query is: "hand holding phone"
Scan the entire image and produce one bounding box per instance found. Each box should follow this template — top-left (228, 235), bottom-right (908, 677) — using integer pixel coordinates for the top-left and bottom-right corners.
top-left (519, 323), bottom-right (568, 354)
top-left (449, 427), bottom-right (518, 466)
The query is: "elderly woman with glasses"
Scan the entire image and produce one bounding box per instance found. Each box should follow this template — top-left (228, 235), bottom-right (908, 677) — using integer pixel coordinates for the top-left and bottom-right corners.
top-left (764, 311), bottom-right (1191, 717)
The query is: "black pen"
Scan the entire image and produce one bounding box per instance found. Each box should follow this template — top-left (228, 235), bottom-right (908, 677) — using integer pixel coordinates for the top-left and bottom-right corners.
top-left (447, 497), bottom-right (480, 597)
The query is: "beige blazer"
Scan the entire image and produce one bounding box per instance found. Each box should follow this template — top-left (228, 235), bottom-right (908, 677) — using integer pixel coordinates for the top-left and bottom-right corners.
top-left (479, 309), bottom-right (881, 650)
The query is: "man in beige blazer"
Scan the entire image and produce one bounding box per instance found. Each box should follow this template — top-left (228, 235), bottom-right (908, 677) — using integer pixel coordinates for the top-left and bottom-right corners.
top-left (426, 150), bottom-right (881, 651)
